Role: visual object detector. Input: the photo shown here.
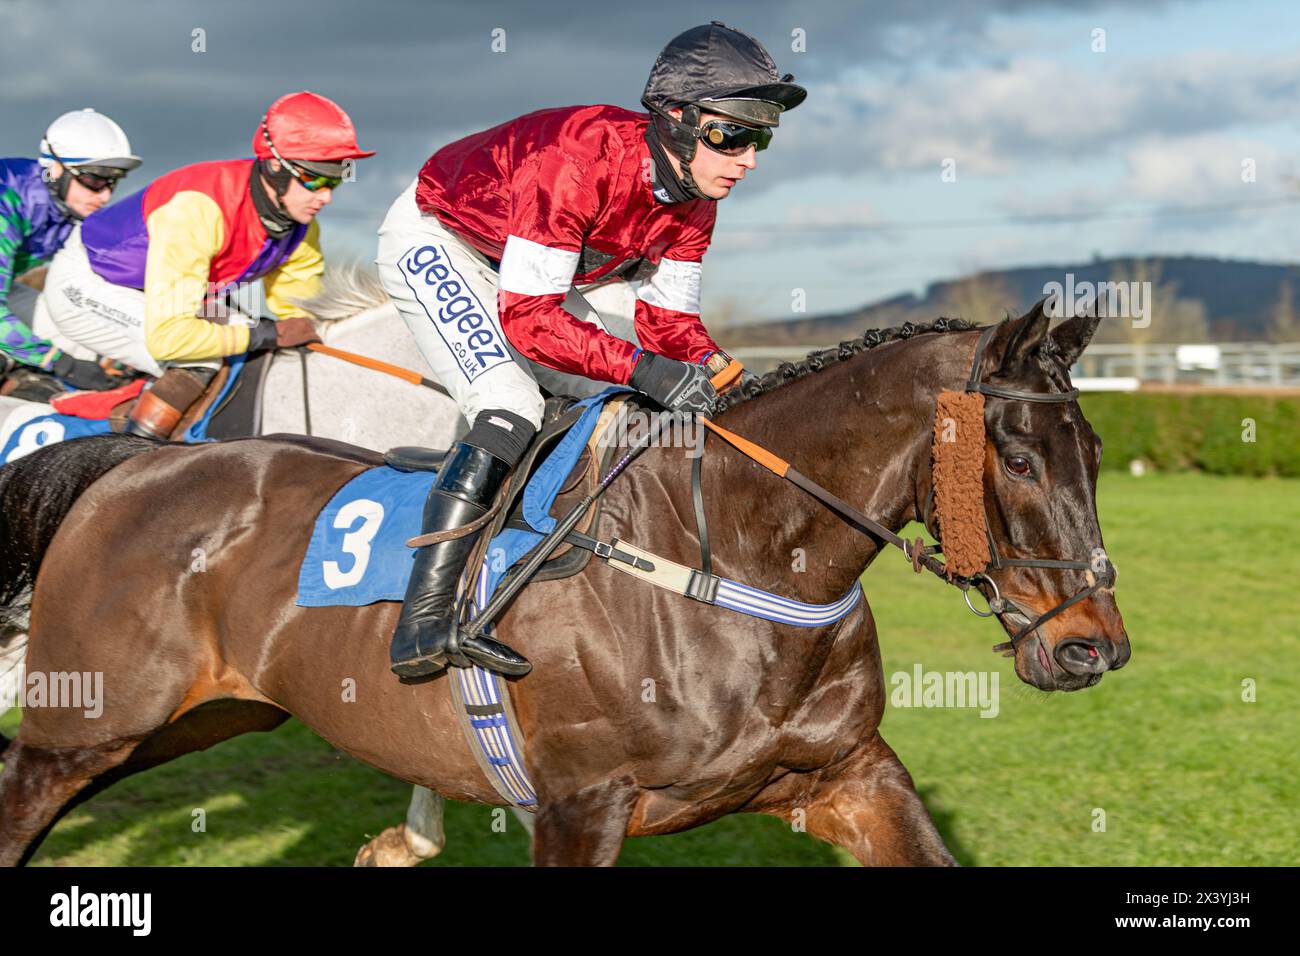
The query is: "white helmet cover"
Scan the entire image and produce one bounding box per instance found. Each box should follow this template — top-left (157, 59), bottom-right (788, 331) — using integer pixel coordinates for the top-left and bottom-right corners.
top-left (40, 108), bottom-right (141, 172)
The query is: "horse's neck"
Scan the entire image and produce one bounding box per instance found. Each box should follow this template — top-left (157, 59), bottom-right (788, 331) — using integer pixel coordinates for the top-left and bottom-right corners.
top-left (704, 337), bottom-right (949, 604)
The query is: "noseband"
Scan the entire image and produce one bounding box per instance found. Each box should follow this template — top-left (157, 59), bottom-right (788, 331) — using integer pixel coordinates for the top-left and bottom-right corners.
top-left (922, 324), bottom-right (1117, 654)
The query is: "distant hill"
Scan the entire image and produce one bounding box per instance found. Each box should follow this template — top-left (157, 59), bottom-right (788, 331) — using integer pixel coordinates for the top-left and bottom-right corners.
top-left (716, 256), bottom-right (1300, 347)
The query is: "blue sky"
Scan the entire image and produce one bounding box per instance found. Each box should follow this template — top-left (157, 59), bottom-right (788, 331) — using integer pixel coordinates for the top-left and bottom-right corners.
top-left (2, 0), bottom-right (1295, 323)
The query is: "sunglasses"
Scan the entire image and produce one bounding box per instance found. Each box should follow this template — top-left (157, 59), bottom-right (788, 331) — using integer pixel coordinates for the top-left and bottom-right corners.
top-left (260, 121), bottom-right (344, 191)
top-left (697, 120), bottom-right (772, 156)
top-left (282, 159), bottom-right (344, 192)
top-left (69, 169), bottom-right (123, 193)
top-left (46, 147), bottom-right (124, 193)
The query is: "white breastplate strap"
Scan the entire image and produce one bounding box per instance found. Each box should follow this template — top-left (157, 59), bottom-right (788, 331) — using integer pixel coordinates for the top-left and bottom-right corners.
top-left (601, 538), bottom-right (862, 628)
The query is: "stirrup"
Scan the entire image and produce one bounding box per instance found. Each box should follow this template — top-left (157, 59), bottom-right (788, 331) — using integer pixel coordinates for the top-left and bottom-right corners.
top-left (446, 625), bottom-right (533, 677)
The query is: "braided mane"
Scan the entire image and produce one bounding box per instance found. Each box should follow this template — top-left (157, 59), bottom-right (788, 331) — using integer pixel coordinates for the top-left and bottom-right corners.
top-left (718, 317), bottom-right (981, 412)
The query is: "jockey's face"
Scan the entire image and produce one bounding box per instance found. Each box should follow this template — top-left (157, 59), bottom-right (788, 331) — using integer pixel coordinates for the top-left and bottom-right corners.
top-left (263, 160), bottom-right (333, 223)
top-left (666, 108), bottom-right (762, 201)
top-left (55, 164), bottom-right (114, 218)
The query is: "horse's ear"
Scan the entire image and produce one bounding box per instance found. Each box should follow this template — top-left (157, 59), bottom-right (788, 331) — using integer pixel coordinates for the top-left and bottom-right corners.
top-left (987, 296), bottom-right (1053, 375)
top-left (1047, 310), bottom-right (1101, 369)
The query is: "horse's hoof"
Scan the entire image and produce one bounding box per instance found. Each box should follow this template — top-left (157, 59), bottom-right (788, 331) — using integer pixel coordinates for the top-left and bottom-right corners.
top-left (353, 824), bottom-right (443, 867)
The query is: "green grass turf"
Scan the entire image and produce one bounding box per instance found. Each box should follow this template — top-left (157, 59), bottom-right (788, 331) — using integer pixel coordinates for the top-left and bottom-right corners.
top-left (2, 473), bottom-right (1295, 866)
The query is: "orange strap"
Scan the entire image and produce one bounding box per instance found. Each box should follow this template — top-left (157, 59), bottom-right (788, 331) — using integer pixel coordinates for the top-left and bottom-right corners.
top-left (700, 419), bottom-right (790, 477)
top-left (703, 360), bottom-right (788, 475)
top-left (305, 342), bottom-right (424, 385)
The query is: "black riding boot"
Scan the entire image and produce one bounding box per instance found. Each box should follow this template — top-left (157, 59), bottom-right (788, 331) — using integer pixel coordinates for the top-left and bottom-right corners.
top-left (389, 440), bottom-right (532, 678)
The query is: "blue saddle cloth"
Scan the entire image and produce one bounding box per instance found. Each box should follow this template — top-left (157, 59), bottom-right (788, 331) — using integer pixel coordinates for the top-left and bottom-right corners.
top-left (296, 387), bottom-right (629, 607)
top-left (0, 355), bottom-right (245, 463)
top-left (1, 413), bottom-right (111, 463)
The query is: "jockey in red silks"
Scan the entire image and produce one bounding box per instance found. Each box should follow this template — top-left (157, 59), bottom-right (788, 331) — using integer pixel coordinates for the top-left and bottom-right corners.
top-left (42, 92), bottom-right (373, 438)
top-left (376, 22), bottom-right (806, 677)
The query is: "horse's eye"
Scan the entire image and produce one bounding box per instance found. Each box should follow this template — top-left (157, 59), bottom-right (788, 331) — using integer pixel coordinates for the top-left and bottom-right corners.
top-left (1005, 456), bottom-right (1032, 476)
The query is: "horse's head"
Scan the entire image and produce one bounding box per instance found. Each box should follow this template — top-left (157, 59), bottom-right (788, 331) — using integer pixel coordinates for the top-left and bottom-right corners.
top-left (935, 299), bottom-right (1129, 692)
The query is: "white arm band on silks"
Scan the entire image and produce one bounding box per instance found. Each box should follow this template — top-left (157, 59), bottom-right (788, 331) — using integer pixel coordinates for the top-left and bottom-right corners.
top-left (498, 234), bottom-right (579, 296)
top-left (635, 258), bottom-right (702, 314)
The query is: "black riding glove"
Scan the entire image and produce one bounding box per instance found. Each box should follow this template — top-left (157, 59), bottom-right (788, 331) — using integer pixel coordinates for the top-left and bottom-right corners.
top-left (628, 351), bottom-right (718, 418)
top-left (246, 316), bottom-right (320, 352)
top-left (52, 353), bottom-right (117, 391)
top-left (246, 318), bottom-right (279, 353)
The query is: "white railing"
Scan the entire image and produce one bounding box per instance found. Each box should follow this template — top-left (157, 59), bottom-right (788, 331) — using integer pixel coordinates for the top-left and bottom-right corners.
top-left (727, 342), bottom-right (1300, 388)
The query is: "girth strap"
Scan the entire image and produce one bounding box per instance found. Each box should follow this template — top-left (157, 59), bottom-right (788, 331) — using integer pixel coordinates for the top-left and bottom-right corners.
top-left (692, 427), bottom-right (711, 576)
top-left (500, 517), bottom-right (654, 572)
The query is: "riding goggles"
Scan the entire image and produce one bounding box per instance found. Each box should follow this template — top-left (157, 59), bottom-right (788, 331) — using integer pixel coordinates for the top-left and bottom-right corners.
top-left (284, 164), bottom-right (344, 191)
top-left (261, 122), bottom-right (345, 191)
top-left (697, 120), bottom-right (772, 156)
top-left (46, 147), bottom-right (125, 193)
top-left (68, 168), bottom-right (124, 193)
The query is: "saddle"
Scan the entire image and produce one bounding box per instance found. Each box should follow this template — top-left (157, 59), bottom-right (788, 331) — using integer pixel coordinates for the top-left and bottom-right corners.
top-left (102, 352), bottom-right (272, 440)
top-left (384, 393), bottom-right (636, 586)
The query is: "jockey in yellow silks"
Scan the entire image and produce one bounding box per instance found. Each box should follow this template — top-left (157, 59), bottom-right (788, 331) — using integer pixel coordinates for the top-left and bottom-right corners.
top-left (42, 91), bottom-right (373, 437)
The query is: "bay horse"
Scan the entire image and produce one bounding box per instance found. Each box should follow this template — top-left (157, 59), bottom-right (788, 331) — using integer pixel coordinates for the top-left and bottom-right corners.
top-left (0, 300), bottom-right (1128, 866)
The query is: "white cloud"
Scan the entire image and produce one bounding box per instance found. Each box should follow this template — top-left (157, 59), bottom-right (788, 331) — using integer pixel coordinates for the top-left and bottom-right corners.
top-left (772, 48), bottom-right (1300, 180)
top-left (1121, 133), bottom-right (1282, 203)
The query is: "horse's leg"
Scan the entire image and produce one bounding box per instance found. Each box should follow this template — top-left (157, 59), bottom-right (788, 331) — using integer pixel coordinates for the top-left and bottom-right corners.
top-left (531, 779), bottom-right (638, 867)
top-left (0, 698), bottom-right (287, 867)
top-left (751, 733), bottom-right (956, 866)
top-left (354, 785), bottom-right (448, 867)
top-left (0, 735), bottom-right (140, 867)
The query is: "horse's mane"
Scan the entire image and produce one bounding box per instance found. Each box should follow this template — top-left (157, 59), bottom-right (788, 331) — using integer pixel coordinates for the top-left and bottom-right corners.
top-left (716, 317), bottom-right (981, 412)
top-left (296, 263), bottom-right (391, 322)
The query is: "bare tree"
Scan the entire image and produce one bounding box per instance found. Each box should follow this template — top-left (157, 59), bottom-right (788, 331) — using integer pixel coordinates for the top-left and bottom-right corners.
top-left (1092, 259), bottom-right (1208, 344)
top-left (1267, 279), bottom-right (1300, 343)
top-left (937, 271), bottom-right (1017, 325)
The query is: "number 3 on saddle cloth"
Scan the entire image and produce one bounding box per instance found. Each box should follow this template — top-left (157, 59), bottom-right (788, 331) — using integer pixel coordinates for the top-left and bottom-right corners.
top-left (296, 387), bottom-right (627, 609)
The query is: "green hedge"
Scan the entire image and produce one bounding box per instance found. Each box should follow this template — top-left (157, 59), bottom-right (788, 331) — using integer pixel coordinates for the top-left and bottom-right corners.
top-left (1077, 393), bottom-right (1300, 476)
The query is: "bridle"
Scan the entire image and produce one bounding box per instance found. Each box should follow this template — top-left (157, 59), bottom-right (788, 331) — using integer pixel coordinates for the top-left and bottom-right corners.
top-left (918, 324), bottom-right (1117, 654)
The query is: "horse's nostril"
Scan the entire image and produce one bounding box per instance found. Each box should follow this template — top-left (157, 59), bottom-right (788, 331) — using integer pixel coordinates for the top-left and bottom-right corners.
top-left (1054, 638), bottom-right (1109, 675)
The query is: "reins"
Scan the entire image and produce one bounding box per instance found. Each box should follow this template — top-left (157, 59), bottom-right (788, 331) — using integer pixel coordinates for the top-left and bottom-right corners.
top-left (699, 416), bottom-right (952, 584)
top-left (289, 342), bottom-right (451, 396)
